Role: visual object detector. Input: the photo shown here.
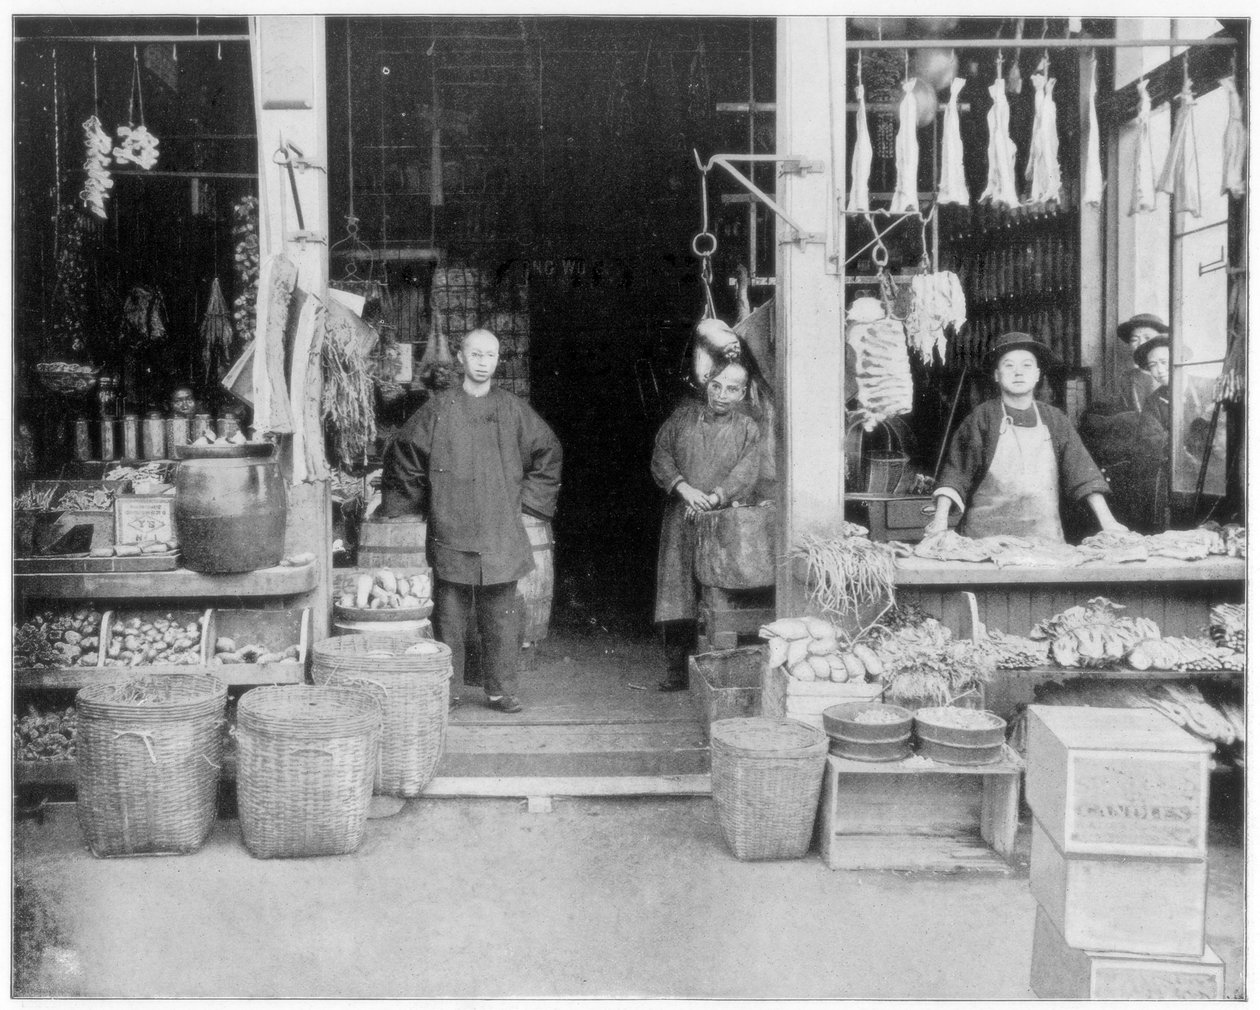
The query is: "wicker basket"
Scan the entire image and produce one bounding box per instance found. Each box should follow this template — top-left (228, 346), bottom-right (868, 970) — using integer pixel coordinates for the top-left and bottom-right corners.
top-left (693, 503), bottom-right (776, 589)
top-left (235, 685), bottom-right (383, 858)
top-left (311, 633), bottom-right (453, 798)
top-left (75, 674), bottom-right (227, 858)
top-left (709, 716), bottom-right (829, 861)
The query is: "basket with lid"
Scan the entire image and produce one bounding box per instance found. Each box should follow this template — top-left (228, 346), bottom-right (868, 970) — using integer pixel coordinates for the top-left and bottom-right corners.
top-left (235, 685), bottom-right (383, 858)
top-left (913, 707), bottom-right (1008, 766)
top-left (709, 717), bottom-right (829, 861)
top-left (75, 674), bottom-right (227, 857)
top-left (312, 633), bottom-right (453, 798)
top-left (822, 701), bottom-right (914, 762)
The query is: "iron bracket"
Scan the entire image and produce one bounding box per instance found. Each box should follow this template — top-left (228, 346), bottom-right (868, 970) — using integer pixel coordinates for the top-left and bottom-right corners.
top-left (697, 152), bottom-right (826, 247)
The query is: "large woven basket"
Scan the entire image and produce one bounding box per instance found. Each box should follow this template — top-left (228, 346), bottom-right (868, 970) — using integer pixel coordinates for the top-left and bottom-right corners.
top-left (709, 716), bottom-right (828, 861)
top-left (311, 633), bottom-right (453, 798)
top-left (693, 502), bottom-right (777, 590)
top-left (76, 674), bottom-right (227, 858)
top-left (235, 685), bottom-right (382, 859)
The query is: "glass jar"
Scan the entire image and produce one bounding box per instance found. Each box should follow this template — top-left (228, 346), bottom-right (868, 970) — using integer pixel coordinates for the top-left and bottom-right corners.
top-left (191, 413), bottom-right (211, 443)
top-left (166, 415), bottom-right (190, 457)
top-left (99, 416), bottom-right (119, 461)
top-left (73, 418), bottom-right (92, 461)
top-left (142, 411), bottom-right (166, 460)
top-left (122, 414), bottom-right (140, 460)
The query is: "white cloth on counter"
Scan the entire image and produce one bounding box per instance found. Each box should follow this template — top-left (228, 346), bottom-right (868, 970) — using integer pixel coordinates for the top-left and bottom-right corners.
top-left (890, 80), bottom-right (921, 213)
top-left (1082, 55), bottom-right (1104, 207)
top-left (1156, 79), bottom-right (1201, 218)
top-left (1129, 79), bottom-right (1158, 215)
top-left (847, 82), bottom-right (873, 213)
top-left (980, 75), bottom-right (1020, 208)
top-left (938, 77), bottom-right (970, 206)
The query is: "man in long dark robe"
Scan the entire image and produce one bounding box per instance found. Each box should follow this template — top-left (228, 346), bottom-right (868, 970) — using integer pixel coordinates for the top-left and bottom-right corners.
top-left (651, 361), bottom-right (761, 691)
top-left (380, 329), bottom-right (562, 713)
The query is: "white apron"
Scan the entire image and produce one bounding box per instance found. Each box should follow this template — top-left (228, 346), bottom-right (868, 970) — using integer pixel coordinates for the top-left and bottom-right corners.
top-left (961, 403), bottom-right (1065, 544)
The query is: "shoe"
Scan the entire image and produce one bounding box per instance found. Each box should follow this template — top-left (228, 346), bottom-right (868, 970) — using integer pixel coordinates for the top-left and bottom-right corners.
top-left (657, 677), bottom-right (688, 693)
top-left (486, 694), bottom-right (523, 714)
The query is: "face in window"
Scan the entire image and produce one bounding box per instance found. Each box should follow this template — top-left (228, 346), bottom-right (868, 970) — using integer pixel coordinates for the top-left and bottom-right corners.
top-left (1127, 326), bottom-right (1162, 353)
top-left (705, 363), bottom-right (748, 415)
top-left (171, 387), bottom-right (197, 417)
top-left (1143, 344), bottom-right (1170, 386)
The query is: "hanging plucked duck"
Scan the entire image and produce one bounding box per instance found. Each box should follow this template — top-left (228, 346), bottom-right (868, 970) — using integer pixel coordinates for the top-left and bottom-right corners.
top-left (1082, 52), bottom-right (1104, 207)
top-left (938, 76), bottom-right (969, 205)
top-left (889, 76), bottom-right (921, 213)
top-left (980, 56), bottom-right (1020, 209)
top-left (1220, 67), bottom-right (1246, 199)
top-left (1025, 55), bottom-right (1062, 206)
top-left (1156, 66), bottom-right (1201, 218)
top-left (847, 65), bottom-right (874, 213)
top-left (1129, 78), bottom-right (1158, 215)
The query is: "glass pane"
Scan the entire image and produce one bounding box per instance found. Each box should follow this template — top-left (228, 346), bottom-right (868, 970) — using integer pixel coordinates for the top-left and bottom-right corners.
top-left (1170, 362), bottom-right (1227, 496)
top-left (1171, 86), bottom-right (1230, 233)
top-left (1172, 222), bottom-right (1229, 364)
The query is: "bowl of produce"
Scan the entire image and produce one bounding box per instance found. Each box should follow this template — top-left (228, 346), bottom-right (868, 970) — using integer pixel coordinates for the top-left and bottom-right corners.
top-left (334, 569), bottom-right (434, 621)
top-left (913, 707), bottom-right (1008, 766)
top-left (821, 701), bottom-right (914, 762)
top-left (35, 361), bottom-right (98, 395)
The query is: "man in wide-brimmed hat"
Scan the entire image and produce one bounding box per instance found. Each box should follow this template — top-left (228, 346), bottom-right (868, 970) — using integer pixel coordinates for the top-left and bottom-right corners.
top-left (926, 332), bottom-right (1126, 544)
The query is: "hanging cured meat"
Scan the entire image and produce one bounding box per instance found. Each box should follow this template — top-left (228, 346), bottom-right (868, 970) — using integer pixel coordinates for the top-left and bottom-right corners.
top-left (1220, 73), bottom-right (1246, 199)
top-left (938, 78), bottom-right (969, 205)
top-left (1156, 77), bottom-right (1201, 218)
top-left (846, 297), bottom-right (913, 419)
top-left (890, 80), bottom-right (920, 213)
top-left (980, 73), bottom-right (1020, 209)
top-left (1025, 62), bottom-right (1062, 205)
top-left (1129, 79), bottom-right (1158, 215)
top-left (847, 81), bottom-right (874, 212)
top-left (1083, 54), bottom-right (1104, 207)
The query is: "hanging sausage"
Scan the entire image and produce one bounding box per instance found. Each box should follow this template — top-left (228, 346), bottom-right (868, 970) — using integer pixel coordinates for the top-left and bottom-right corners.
top-left (1082, 53), bottom-right (1104, 208)
top-left (1156, 73), bottom-right (1201, 218)
top-left (980, 62), bottom-right (1020, 209)
top-left (1220, 72), bottom-right (1246, 199)
top-left (1025, 58), bottom-right (1062, 206)
top-left (847, 79), bottom-right (874, 212)
top-left (890, 79), bottom-right (920, 213)
top-left (938, 77), bottom-right (969, 206)
top-left (1129, 79), bottom-right (1158, 215)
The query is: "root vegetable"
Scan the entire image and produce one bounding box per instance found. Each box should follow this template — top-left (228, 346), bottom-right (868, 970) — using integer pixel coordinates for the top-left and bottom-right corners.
top-left (807, 655), bottom-right (832, 680)
top-left (765, 637), bottom-right (790, 668)
top-left (851, 644), bottom-right (883, 677)
top-left (760, 618), bottom-right (810, 641)
top-left (803, 616), bottom-right (834, 639)
top-left (826, 654), bottom-right (850, 682)
top-left (375, 569), bottom-right (398, 595)
top-left (807, 636), bottom-right (838, 657)
top-left (789, 659), bottom-right (817, 682)
top-left (840, 653), bottom-right (867, 681)
top-left (215, 637), bottom-right (237, 654)
top-left (355, 574), bottom-right (373, 608)
top-left (786, 638), bottom-right (810, 668)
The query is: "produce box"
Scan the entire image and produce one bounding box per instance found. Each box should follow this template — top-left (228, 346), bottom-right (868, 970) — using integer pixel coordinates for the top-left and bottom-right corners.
top-left (690, 646), bottom-right (763, 742)
top-left (207, 608), bottom-right (309, 683)
top-left (1029, 817), bottom-right (1207, 958)
top-left (760, 654), bottom-right (885, 729)
top-left (1030, 905), bottom-right (1223, 1000)
top-left (114, 493), bottom-right (176, 545)
top-left (1025, 705), bottom-right (1212, 859)
top-left (100, 609), bottom-right (213, 669)
top-left (13, 607), bottom-right (108, 670)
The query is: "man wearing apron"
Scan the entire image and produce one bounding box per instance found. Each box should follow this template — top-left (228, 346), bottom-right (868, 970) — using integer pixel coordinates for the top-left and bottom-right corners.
top-left (927, 332), bottom-right (1126, 544)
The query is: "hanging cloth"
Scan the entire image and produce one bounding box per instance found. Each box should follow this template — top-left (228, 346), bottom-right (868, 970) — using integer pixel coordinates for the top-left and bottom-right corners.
top-left (980, 74), bottom-right (1020, 209)
top-left (1157, 77), bottom-right (1201, 218)
top-left (1082, 54), bottom-right (1104, 207)
top-left (1025, 62), bottom-right (1062, 205)
top-left (847, 82), bottom-right (874, 212)
top-left (1129, 79), bottom-right (1158, 215)
top-left (1220, 74), bottom-right (1246, 199)
top-left (890, 79), bottom-right (920, 213)
top-left (938, 78), bottom-right (970, 205)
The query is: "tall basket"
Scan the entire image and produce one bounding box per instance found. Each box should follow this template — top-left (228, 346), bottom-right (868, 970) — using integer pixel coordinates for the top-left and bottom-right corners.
top-left (311, 633), bottom-right (453, 798)
top-left (76, 674), bottom-right (227, 857)
top-left (236, 685), bottom-right (382, 858)
top-left (709, 717), bottom-right (828, 861)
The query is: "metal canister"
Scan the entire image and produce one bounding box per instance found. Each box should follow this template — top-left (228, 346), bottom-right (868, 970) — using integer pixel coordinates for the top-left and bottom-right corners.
top-left (166, 415), bottom-right (190, 457)
top-left (99, 416), bottom-right (119, 461)
top-left (121, 414), bottom-right (140, 460)
top-left (217, 414), bottom-right (240, 441)
top-left (142, 411), bottom-right (166, 460)
top-left (73, 418), bottom-right (92, 460)
top-left (191, 413), bottom-right (211, 443)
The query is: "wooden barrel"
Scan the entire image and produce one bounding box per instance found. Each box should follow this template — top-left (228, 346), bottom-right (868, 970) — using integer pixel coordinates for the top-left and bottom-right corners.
top-left (358, 516), bottom-right (428, 569)
top-left (517, 515), bottom-right (554, 645)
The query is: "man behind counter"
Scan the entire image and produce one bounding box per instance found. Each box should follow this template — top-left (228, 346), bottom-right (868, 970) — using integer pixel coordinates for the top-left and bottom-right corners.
top-left (379, 329), bottom-right (562, 714)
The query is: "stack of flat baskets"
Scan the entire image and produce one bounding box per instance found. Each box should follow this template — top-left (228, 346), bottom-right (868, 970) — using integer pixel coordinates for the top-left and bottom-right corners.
top-left (235, 685), bottom-right (382, 858)
top-left (709, 716), bottom-right (829, 861)
top-left (311, 633), bottom-right (453, 798)
top-left (76, 674), bottom-right (227, 857)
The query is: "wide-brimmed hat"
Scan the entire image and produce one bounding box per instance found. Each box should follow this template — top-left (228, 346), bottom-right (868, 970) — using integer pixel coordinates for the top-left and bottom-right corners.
top-left (986, 331), bottom-right (1059, 371)
top-left (1116, 313), bottom-right (1169, 343)
top-left (1133, 334), bottom-right (1171, 369)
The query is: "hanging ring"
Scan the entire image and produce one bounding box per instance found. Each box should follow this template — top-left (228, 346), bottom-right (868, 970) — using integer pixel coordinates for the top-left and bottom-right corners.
top-left (871, 243), bottom-right (890, 269)
top-left (691, 231), bottom-right (718, 259)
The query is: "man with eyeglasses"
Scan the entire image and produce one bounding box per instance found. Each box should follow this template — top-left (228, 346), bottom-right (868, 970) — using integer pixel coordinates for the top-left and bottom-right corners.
top-left (381, 329), bottom-right (562, 714)
top-left (650, 355), bottom-right (761, 692)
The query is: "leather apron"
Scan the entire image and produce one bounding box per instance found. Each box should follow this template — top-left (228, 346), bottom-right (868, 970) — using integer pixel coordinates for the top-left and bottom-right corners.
top-left (960, 403), bottom-right (1065, 544)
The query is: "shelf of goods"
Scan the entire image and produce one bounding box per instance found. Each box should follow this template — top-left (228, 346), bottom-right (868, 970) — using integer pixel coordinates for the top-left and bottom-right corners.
top-left (11, 560), bottom-right (319, 599)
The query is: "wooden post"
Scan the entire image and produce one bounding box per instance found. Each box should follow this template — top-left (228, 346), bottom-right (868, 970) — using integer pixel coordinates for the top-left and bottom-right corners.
top-left (774, 18), bottom-right (846, 616)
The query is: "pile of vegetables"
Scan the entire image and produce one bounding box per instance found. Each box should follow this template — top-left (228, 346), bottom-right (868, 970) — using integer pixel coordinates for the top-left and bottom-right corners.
top-left (793, 529), bottom-right (896, 617)
top-left (103, 613), bottom-right (205, 667)
top-left (90, 540), bottom-right (178, 558)
top-left (14, 610), bottom-right (103, 669)
top-left (984, 630), bottom-right (1050, 670)
top-left (1031, 597), bottom-right (1161, 670)
top-left (212, 637), bottom-right (301, 666)
top-left (1127, 637), bottom-right (1244, 673)
top-left (190, 428), bottom-right (249, 447)
top-left (1210, 603), bottom-right (1245, 653)
top-left (758, 616), bottom-right (883, 683)
top-left (868, 610), bottom-right (995, 706)
top-left (14, 485), bottom-right (58, 512)
top-left (53, 489), bottom-right (115, 512)
top-left (14, 706), bottom-right (77, 762)
top-left (337, 569), bottom-right (433, 611)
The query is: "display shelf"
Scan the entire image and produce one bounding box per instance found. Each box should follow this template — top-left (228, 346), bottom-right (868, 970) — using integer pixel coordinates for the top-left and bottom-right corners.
top-left (998, 665), bottom-right (1243, 682)
top-left (14, 561), bottom-right (318, 599)
top-left (14, 662), bottom-right (305, 690)
top-left (16, 760), bottom-right (76, 785)
top-left (892, 556), bottom-right (1246, 587)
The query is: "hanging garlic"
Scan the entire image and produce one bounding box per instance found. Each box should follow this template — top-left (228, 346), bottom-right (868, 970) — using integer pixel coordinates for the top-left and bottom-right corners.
top-left (1156, 77), bottom-right (1201, 218)
top-left (1082, 54), bottom-right (1104, 207)
top-left (937, 77), bottom-right (969, 206)
top-left (890, 79), bottom-right (920, 213)
top-left (1220, 74), bottom-right (1246, 199)
top-left (846, 81), bottom-right (874, 213)
top-left (1129, 79), bottom-right (1158, 215)
top-left (980, 69), bottom-right (1020, 209)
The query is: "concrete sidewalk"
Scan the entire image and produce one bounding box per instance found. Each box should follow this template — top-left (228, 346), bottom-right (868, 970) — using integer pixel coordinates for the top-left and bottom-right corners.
top-left (13, 797), bottom-right (1245, 999)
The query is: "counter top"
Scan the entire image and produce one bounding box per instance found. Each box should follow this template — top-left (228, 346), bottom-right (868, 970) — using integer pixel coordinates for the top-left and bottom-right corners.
top-left (893, 556), bottom-right (1246, 586)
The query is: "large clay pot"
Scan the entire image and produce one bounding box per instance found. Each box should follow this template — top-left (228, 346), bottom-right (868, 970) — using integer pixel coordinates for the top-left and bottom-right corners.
top-left (173, 443), bottom-right (287, 573)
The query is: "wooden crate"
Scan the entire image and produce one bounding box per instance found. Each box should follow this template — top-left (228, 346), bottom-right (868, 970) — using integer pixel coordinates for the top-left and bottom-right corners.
top-left (99, 608), bottom-right (213, 668)
top-left (689, 646), bottom-right (763, 743)
top-left (817, 749), bottom-right (1023, 872)
top-left (1029, 817), bottom-right (1207, 957)
top-left (760, 657), bottom-right (885, 729)
top-left (1031, 905), bottom-right (1223, 999)
top-left (1025, 705), bottom-right (1212, 859)
top-left (696, 586), bottom-right (774, 652)
top-left (206, 607), bottom-right (310, 685)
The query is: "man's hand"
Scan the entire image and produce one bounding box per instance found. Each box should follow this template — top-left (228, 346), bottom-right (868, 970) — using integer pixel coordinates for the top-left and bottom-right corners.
top-left (676, 482), bottom-right (713, 512)
top-left (1099, 518), bottom-right (1130, 534)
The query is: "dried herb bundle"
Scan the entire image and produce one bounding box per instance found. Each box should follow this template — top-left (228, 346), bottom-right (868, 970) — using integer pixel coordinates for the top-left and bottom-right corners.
top-left (793, 532), bottom-right (896, 618)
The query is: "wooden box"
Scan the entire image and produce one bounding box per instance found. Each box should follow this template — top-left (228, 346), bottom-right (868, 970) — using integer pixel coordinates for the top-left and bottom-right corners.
top-left (206, 607), bottom-right (310, 685)
top-left (690, 646), bottom-right (763, 743)
top-left (760, 656), bottom-right (884, 729)
top-left (1029, 817), bottom-right (1207, 957)
top-left (845, 494), bottom-right (960, 544)
top-left (1031, 905), bottom-right (1223, 999)
top-left (100, 609), bottom-right (213, 669)
top-left (1025, 705), bottom-right (1212, 859)
top-left (817, 750), bottom-right (1023, 872)
top-left (114, 493), bottom-right (176, 545)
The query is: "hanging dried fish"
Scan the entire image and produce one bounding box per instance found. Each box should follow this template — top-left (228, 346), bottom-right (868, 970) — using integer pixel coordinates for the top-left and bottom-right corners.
top-left (1220, 73), bottom-right (1246, 198)
top-left (890, 79), bottom-right (920, 213)
top-left (80, 116), bottom-right (114, 219)
top-left (937, 77), bottom-right (969, 206)
top-left (1156, 76), bottom-right (1201, 218)
top-left (418, 315), bottom-right (457, 391)
top-left (847, 81), bottom-right (874, 212)
top-left (1129, 79), bottom-right (1158, 215)
top-left (321, 298), bottom-right (378, 468)
top-left (980, 69), bottom-right (1020, 209)
top-left (119, 285), bottom-right (169, 348)
top-left (1082, 54), bottom-right (1104, 207)
top-left (1025, 60), bottom-right (1062, 206)
top-left (200, 277), bottom-right (235, 382)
